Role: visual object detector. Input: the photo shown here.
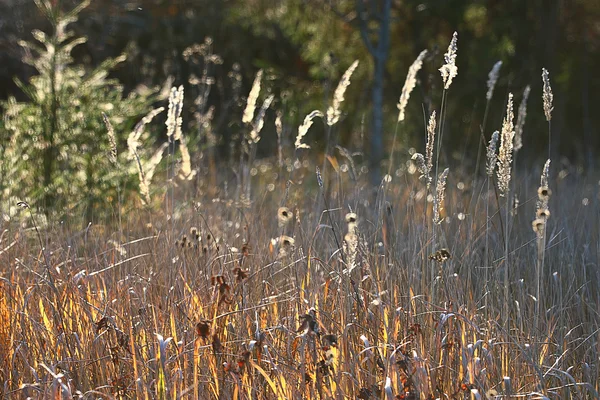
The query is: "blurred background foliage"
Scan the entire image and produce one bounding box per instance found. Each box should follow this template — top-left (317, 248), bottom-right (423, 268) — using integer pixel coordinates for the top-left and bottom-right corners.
top-left (0, 0), bottom-right (599, 215)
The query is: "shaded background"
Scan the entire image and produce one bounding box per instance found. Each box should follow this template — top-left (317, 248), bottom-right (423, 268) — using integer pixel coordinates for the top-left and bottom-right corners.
top-left (1, 0), bottom-right (599, 170)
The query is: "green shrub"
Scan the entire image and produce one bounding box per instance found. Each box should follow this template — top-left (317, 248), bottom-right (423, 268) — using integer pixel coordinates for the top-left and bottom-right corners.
top-left (1, 0), bottom-right (158, 221)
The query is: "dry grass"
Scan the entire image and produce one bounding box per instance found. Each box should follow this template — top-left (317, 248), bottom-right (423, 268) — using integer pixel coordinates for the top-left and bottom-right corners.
top-left (1, 159), bottom-right (598, 399)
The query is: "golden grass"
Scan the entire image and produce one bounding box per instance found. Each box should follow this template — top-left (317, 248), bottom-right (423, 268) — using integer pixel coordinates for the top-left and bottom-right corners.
top-left (1, 161), bottom-right (598, 400)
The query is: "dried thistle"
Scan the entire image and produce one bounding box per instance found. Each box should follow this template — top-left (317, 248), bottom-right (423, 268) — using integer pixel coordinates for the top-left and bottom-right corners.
top-left (102, 113), bottom-right (117, 165)
top-left (327, 60), bottom-right (359, 126)
top-left (429, 248), bottom-right (452, 263)
top-left (514, 85), bottom-right (531, 151)
top-left (542, 68), bottom-right (553, 122)
top-left (425, 111), bottom-right (436, 188)
top-left (397, 49), bottom-right (427, 122)
top-left (486, 61), bottom-right (502, 101)
top-left (497, 93), bottom-right (515, 196)
top-left (439, 31), bottom-right (458, 90)
top-left (243, 69), bottom-right (263, 125)
top-left (295, 110), bottom-right (323, 150)
top-left (486, 131), bottom-right (499, 177)
top-left (433, 168), bottom-right (449, 224)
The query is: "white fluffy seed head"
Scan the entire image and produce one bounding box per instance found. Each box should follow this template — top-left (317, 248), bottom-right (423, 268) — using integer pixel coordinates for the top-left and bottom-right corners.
top-left (514, 85), bottom-right (531, 151)
top-left (243, 69), bottom-right (263, 125)
top-left (295, 110), bottom-right (323, 150)
top-left (439, 31), bottom-right (458, 90)
top-left (486, 131), bottom-right (499, 177)
top-left (486, 61), bottom-right (502, 101)
top-left (497, 93), bottom-right (515, 196)
top-left (327, 60), bottom-right (359, 126)
top-left (397, 50), bottom-right (427, 122)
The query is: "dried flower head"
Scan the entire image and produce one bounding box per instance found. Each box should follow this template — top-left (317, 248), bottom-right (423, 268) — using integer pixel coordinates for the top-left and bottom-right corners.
top-left (190, 227), bottom-right (199, 239)
top-left (536, 208), bottom-right (550, 219)
top-left (243, 69), bottom-right (263, 124)
top-left (278, 207), bottom-right (293, 227)
top-left (397, 49), bottom-right (428, 122)
top-left (532, 218), bottom-right (546, 235)
top-left (486, 61), bottom-right (502, 101)
top-left (281, 235), bottom-right (295, 248)
top-left (514, 85), bottom-right (531, 151)
top-left (196, 319), bottom-right (211, 339)
top-left (542, 68), bottom-right (553, 122)
top-left (327, 60), bottom-right (359, 126)
top-left (295, 110), bottom-right (323, 150)
top-left (439, 31), bottom-right (458, 90)
top-left (486, 131), bottom-right (499, 177)
top-left (345, 212), bottom-right (357, 224)
top-left (429, 248), bottom-right (451, 263)
top-left (497, 93), bottom-right (515, 196)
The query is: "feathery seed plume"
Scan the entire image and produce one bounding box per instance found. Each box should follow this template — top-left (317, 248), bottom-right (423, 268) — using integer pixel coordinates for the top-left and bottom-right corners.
top-left (439, 31), bottom-right (458, 90)
top-left (295, 110), bottom-right (323, 150)
top-left (397, 50), bottom-right (427, 122)
top-left (327, 60), bottom-right (359, 126)
top-left (128, 107), bottom-right (165, 156)
top-left (486, 131), bottom-right (499, 177)
top-left (243, 69), bottom-right (263, 125)
top-left (166, 85), bottom-right (184, 141)
top-left (137, 143), bottom-right (168, 205)
top-left (249, 94), bottom-right (274, 144)
top-left (497, 93), bottom-right (515, 196)
top-left (425, 111), bottom-right (436, 188)
top-left (514, 85), bottom-right (530, 151)
top-left (541, 68), bottom-right (553, 122)
top-left (433, 168), bottom-right (449, 224)
top-left (102, 112), bottom-right (117, 165)
top-left (486, 61), bottom-right (502, 101)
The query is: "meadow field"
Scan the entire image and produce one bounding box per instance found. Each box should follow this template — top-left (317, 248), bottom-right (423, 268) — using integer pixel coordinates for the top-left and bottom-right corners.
top-left (1, 1), bottom-right (600, 399)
